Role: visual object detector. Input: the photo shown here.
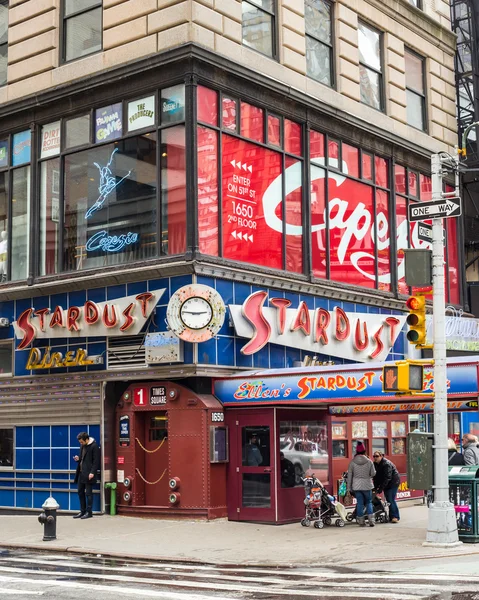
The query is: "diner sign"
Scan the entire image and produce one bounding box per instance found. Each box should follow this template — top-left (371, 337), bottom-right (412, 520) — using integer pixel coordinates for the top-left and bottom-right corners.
top-left (13, 288), bottom-right (165, 349)
top-left (426, 308), bottom-right (479, 351)
top-left (229, 291), bottom-right (406, 362)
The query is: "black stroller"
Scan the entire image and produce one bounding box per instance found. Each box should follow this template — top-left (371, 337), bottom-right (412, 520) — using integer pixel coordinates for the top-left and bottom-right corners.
top-left (300, 474), bottom-right (347, 529)
top-left (346, 491), bottom-right (389, 524)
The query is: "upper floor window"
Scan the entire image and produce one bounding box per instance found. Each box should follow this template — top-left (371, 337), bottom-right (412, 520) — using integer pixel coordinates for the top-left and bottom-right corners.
top-left (62, 0), bottom-right (102, 63)
top-left (0, 1), bottom-right (8, 87)
top-left (408, 0), bottom-right (421, 8)
top-left (242, 0), bottom-right (275, 58)
top-left (305, 0), bottom-right (333, 87)
top-left (358, 22), bottom-right (383, 111)
top-left (405, 49), bottom-right (426, 131)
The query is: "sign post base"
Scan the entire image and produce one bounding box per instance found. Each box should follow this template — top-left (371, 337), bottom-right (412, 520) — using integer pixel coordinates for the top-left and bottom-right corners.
top-left (423, 501), bottom-right (461, 546)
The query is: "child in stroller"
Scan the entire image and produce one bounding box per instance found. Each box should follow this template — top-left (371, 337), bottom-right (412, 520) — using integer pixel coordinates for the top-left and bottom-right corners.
top-left (301, 474), bottom-right (347, 529)
top-left (346, 491), bottom-right (389, 524)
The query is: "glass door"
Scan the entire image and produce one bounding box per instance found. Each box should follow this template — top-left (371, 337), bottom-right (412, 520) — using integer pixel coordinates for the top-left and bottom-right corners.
top-left (235, 413), bottom-right (276, 522)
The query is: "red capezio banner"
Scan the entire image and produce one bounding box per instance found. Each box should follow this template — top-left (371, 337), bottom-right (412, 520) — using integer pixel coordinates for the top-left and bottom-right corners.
top-left (220, 135), bottom-right (443, 292)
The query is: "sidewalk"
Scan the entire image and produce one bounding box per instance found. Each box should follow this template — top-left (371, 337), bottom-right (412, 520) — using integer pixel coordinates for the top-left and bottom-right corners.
top-left (1, 503), bottom-right (478, 567)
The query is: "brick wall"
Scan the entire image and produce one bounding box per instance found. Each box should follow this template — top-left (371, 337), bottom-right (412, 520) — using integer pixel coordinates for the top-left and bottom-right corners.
top-left (1, 0), bottom-right (456, 152)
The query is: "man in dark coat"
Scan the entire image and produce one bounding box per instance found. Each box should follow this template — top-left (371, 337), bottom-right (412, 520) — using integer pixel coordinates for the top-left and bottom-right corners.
top-left (373, 451), bottom-right (401, 523)
top-left (73, 432), bottom-right (100, 519)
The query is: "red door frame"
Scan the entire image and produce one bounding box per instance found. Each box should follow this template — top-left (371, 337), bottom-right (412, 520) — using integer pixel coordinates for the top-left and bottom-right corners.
top-left (226, 408), bottom-right (277, 522)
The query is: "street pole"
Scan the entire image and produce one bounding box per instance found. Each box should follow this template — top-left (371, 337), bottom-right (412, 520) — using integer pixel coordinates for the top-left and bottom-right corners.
top-left (424, 153), bottom-right (460, 546)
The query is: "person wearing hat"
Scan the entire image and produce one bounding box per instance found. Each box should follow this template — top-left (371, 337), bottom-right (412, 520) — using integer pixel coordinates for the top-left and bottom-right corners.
top-left (347, 441), bottom-right (376, 527)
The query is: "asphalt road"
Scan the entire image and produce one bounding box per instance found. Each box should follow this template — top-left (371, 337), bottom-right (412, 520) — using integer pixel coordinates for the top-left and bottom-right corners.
top-left (0, 548), bottom-right (479, 600)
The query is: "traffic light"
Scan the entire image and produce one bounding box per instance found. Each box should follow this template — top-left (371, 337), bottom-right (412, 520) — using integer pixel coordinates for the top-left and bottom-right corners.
top-left (382, 362), bottom-right (424, 393)
top-left (406, 295), bottom-right (426, 346)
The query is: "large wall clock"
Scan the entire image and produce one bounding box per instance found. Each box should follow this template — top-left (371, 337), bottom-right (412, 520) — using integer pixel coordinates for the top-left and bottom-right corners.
top-left (167, 284), bottom-right (226, 343)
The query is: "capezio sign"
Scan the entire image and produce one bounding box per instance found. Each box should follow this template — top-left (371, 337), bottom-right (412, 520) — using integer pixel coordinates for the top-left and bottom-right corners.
top-left (213, 363), bottom-right (478, 406)
top-left (13, 289), bottom-right (165, 350)
top-left (229, 291), bottom-right (406, 363)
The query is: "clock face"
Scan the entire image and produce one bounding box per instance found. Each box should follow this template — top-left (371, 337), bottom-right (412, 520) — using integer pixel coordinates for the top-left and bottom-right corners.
top-left (179, 297), bottom-right (213, 330)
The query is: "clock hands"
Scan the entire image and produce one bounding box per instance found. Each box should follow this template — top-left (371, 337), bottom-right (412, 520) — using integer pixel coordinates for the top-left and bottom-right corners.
top-left (182, 310), bottom-right (210, 316)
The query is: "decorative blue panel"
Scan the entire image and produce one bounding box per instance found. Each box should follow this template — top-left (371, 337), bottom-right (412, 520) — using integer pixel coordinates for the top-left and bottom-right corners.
top-left (16, 427), bottom-right (32, 448)
top-left (16, 449), bottom-right (32, 470)
top-left (52, 449), bottom-right (69, 470)
top-left (0, 490), bottom-right (14, 506)
top-left (52, 426), bottom-right (69, 447)
top-left (16, 490), bottom-right (32, 508)
top-left (107, 284), bottom-right (126, 300)
top-left (33, 426), bottom-right (50, 448)
top-left (33, 449), bottom-right (50, 470)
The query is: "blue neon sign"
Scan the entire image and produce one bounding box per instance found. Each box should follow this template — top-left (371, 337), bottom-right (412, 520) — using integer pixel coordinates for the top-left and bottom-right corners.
top-left (86, 230), bottom-right (139, 253)
top-left (85, 148), bottom-right (132, 219)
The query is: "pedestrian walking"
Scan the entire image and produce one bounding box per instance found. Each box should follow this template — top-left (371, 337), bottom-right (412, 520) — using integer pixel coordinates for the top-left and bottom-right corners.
top-left (372, 451), bottom-right (401, 523)
top-left (73, 432), bottom-right (100, 520)
top-left (347, 442), bottom-right (376, 527)
top-left (448, 438), bottom-right (465, 466)
top-left (462, 434), bottom-right (479, 466)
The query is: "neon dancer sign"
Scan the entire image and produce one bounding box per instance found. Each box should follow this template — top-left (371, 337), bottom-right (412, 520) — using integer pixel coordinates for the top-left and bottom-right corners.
top-left (85, 148), bottom-right (132, 219)
top-left (86, 230), bottom-right (139, 253)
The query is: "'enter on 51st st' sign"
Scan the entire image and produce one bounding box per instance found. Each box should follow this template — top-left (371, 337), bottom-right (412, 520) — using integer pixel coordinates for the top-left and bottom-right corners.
top-left (408, 197), bottom-right (462, 222)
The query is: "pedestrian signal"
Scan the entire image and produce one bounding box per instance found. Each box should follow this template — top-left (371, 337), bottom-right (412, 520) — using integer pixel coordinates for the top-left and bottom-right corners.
top-left (405, 295), bottom-right (426, 346)
top-left (382, 362), bottom-right (424, 393)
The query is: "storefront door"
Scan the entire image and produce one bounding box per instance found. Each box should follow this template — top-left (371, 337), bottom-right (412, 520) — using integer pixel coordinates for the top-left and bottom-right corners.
top-left (143, 412), bottom-right (169, 506)
top-left (228, 411), bottom-right (276, 522)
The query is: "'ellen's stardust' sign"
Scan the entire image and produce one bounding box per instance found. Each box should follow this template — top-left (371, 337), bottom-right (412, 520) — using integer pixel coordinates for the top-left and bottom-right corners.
top-left (13, 289), bottom-right (165, 349)
top-left (229, 291), bottom-right (406, 363)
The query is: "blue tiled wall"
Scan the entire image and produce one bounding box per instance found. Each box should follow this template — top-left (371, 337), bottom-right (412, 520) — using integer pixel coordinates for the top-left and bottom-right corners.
top-left (0, 424), bottom-right (101, 511)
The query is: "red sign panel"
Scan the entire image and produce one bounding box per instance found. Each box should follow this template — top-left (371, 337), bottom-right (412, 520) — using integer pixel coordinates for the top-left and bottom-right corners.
top-left (133, 387), bottom-right (148, 407)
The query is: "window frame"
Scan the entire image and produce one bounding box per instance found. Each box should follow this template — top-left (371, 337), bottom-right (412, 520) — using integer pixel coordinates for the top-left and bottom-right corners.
top-left (0, 0), bottom-right (8, 88)
top-left (404, 47), bottom-right (427, 132)
top-left (358, 21), bottom-right (384, 112)
top-left (0, 426), bottom-right (14, 470)
top-left (241, 0), bottom-right (277, 60)
top-left (305, 0), bottom-right (335, 88)
top-left (61, 0), bottom-right (103, 65)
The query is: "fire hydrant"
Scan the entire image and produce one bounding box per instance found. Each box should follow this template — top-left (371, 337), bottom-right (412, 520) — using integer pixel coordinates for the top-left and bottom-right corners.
top-left (38, 496), bottom-right (59, 541)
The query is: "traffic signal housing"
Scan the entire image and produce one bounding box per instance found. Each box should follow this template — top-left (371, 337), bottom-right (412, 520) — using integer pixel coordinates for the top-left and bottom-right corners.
top-left (382, 362), bottom-right (424, 393)
top-left (406, 295), bottom-right (426, 347)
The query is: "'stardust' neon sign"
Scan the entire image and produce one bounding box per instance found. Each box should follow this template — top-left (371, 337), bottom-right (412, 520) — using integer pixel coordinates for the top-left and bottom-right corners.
top-left (86, 230), bottom-right (139, 253)
top-left (85, 148), bottom-right (132, 219)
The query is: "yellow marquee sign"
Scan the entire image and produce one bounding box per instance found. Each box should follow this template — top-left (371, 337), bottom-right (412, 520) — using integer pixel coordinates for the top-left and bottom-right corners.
top-left (26, 347), bottom-right (103, 370)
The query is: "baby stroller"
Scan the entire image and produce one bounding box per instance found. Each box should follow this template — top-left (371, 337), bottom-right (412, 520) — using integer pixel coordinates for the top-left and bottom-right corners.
top-left (300, 474), bottom-right (347, 529)
top-left (346, 491), bottom-right (390, 524)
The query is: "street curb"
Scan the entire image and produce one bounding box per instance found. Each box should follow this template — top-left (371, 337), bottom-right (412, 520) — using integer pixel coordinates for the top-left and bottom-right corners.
top-left (2, 541), bottom-right (479, 569)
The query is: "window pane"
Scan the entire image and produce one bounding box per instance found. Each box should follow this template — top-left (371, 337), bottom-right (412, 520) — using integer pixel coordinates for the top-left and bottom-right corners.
top-left (392, 438), bottom-right (405, 454)
top-left (128, 96), bottom-right (155, 132)
top-left (0, 428), bottom-right (13, 466)
top-left (11, 167), bottom-right (30, 282)
top-left (392, 421), bottom-right (406, 436)
top-left (372, 439), bottom-right (387, 454)
top-left (64, 0), bottom-right (100, 17)
top-left (332, 422), bottom-right (347, 438)
top-left (95, 104), bottom-right (122, 143)
top-left (333, 440), bottom-right (348, 458)
top-left (305, 0), bottom-right (331, 43)
top-left (285, 156), bottom-right (302, 273)
top-left (419, 174), bottom-right (432, 201)
top-left (372, 421), bottom-right (387, 437)
top-left (40, 159), bottom-right (60, 276)
top-left (306, 37), bottom-right (331, 86)
top-left (0, 43), bottom-right (7, 87)
top-left (0, 3), bottom-right (8, 46)
top-left (65, 7), bottom-right (102, 62)
top-left (63, 137), bottom-right (157, 272)
top-left (280, 420), bottom-right (328, 486)
top-left (243, 426), bottom-right (270, 466)
top-left (198, 126), bottom-right (218, 256)
top-left (0, 172), bottom-right (8, 282)
top-left (0, 344), bottom-right (11, 375)
top-left (395, 165), bottom-right (406, 194)
top-left (248, 0), bottom-right (274, 10)
top-left (222, 97), bottom-right (237, 131)
top-left (358, 23), bottom-right (381, 71)
top-left (268, 114), bottom-right (281, 146)
top-left (161, 126), bottom-right (186, 255)
top-left (375, 156), bottom-right (388, 188)
top-left (311, 163), bottom-right (326, 278)
top-left (362, 153), bottom-right (372, 180)
top-left (376, 189), bottom-right (390, 292)
top-left (408, 171), bottom-right (418, 196)
top-left (405, 51), bottom-right (424, 94)
top-left (0, 139), bottom-right (7, 168)
top-left (360, 65), bottom-right (381, 110)
top-left (240, 102), bottom-right (264, 143)
top-left (161, 85), bottom-right (185, 125)
top-left (242, 1), bottom-right (274, 57)
top-left (406, 90), bottom-right (425, 130)
top-left (352, 421), bottom-right (368, 438)
top-left (197, 86), bottom-right (218, 126)
top-left (66, 114), bottom-right (91, 149)
top-left (284, 119), bottom-right (302, 155)
top-left (40, 121), bottom-right (61, 159)
top-left (342, 144), bottom-right (359, 178)
top-left (12, 130), bottom-right (31, 166)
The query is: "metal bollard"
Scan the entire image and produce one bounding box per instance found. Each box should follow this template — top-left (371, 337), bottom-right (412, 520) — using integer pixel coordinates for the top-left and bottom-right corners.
top-left (38, 496), bottom-right (59, 541)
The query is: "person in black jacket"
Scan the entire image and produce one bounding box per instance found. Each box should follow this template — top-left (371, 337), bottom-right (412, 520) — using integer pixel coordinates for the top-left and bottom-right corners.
top-left (373, 452), bottom-right (401, 523)
top-left (448, 438), bottom-right (465, 465)
top-left (73, 432), bottom-right (101, 520)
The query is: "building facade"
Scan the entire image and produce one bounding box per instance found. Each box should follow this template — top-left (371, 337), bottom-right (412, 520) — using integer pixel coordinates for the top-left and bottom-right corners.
top-left (0, 0), bottom-right (464, 520)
